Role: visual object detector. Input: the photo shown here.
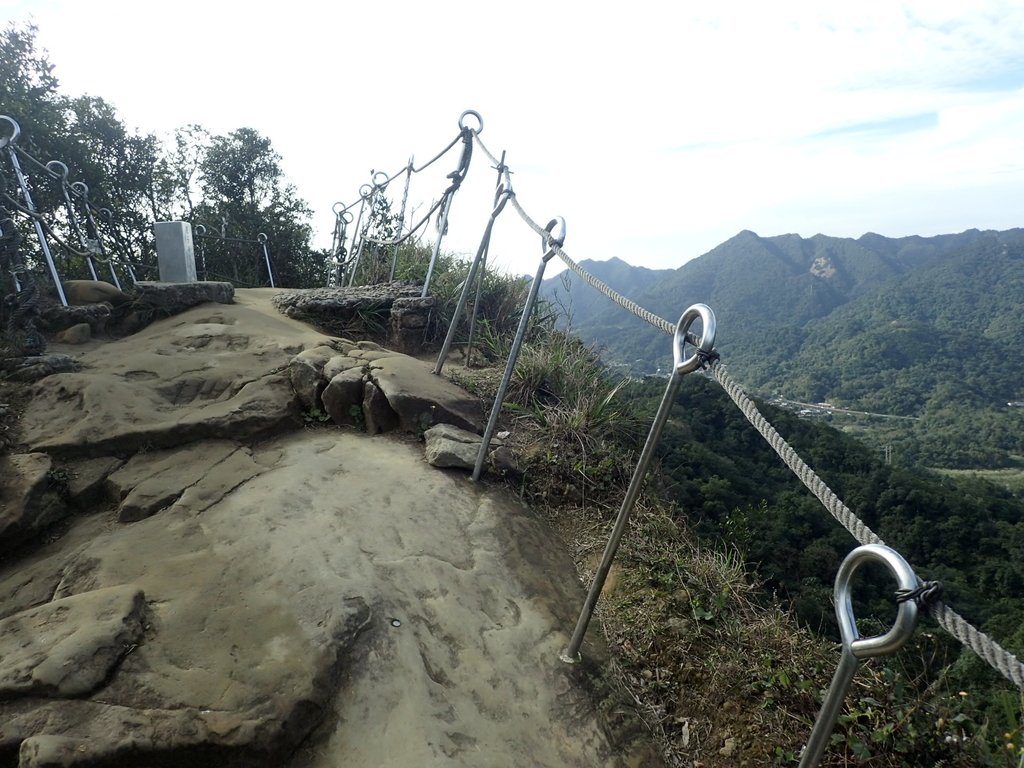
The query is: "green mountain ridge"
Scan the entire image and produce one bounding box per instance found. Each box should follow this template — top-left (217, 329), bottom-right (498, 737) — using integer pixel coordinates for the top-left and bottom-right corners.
top-left (542, 227), bottom-right (1024, 467)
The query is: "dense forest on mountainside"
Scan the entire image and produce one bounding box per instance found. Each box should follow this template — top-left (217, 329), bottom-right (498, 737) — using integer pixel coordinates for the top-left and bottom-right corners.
top-left (542, 228), bottom-right (1024, 469)
top-left (626, 373), bottom-right (1024, 689)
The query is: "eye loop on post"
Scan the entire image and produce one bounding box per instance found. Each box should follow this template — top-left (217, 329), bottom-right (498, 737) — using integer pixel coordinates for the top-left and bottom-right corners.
top-left (256, 232), bottom-right (268, 245)
top-left (540, 217), bottom-right (566, 262)
top-left (332, 201), bottom-right (346, 216)
top-left (672, 304), bottom-right (716, 375)
top-left (372, 170), bottom-right (389, 189)
top-left (458, 109), bottom-right (483, 134)
top-left (836, 544), bottom-right (920, 659)
top-left (359, 183), bottom-right (373, 200)
top-left (194, 224), bottom-right (208, 237)
top-left (45, 160), bottom-right (69, 181)
top-left (71, 181), bottom-right (90, 197)
top-left (0, 115), bottom-right (20, 149)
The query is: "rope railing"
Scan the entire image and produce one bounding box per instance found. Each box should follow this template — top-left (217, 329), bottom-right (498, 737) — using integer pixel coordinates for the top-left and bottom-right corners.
top-left (467, 119), bottom-right (1024, 695)
top-left (191, 225), bottom-right (275, 288)
top-left (1, 114), bottom-right (135, 298)
top-left (329, 110), bottom-right (480, 292)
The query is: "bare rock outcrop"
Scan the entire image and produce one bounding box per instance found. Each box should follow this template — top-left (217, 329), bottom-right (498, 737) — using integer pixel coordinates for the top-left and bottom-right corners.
top-left (0, 585), bottom-right (145, 698)
top-left (1, 288), bottom-right (652, 767)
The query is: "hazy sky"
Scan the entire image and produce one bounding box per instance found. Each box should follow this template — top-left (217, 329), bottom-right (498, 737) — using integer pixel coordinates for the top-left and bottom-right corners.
top-left (4, 0), bottom-right (1024, 276)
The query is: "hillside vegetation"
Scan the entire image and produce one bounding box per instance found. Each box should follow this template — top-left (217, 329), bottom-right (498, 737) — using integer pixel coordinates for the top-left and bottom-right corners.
top-left (542, 228), bottom-right (1024, 469)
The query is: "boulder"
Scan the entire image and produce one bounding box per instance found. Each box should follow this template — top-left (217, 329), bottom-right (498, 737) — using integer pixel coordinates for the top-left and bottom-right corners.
top-left (368, 355), bottom-right (483, 434)
top-left (322, 368), bottom-right (366, 427)
top-left (287, 345), bottom-right (337, 409)
top-left (0, 585), bottom-right (146, 698)
top-left (423, 424), bottom-right (482, 469)
top-left (62, 280), bottom-right (128, 307)
top-left (53, 323), bottom-right (91, 345)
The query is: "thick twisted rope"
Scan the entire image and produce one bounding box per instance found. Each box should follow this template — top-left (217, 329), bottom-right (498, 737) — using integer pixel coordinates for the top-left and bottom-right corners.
top-left (711, 362), bottom-right (1024, 689)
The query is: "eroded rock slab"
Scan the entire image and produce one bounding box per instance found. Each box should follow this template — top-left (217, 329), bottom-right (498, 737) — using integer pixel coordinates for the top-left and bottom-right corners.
top-left (0, 585), bottom-right (145, 698)
top-left (18, 295), bottom-right (332, 457)
top-left (106, 441), bottom-right (246, 522)
top-left (369, 355), bottom-right (483, 433)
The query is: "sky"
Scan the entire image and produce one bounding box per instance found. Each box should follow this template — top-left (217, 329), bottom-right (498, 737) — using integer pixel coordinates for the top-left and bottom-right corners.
top-left (4, 0), bottom-right (1024, 277)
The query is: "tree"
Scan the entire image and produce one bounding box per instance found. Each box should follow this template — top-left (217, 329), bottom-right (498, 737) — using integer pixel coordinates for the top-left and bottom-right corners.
top-left (193, 127), bottom-right (318, 287)
top-left (2, 23), bottom-right (321, 290)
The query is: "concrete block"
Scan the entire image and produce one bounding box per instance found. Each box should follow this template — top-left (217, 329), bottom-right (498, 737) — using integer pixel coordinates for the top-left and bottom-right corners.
top-left (153, 221), bottom-right (197, 282)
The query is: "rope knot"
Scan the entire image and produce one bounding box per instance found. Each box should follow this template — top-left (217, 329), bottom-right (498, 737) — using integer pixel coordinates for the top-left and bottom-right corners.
top-left (697, 348), bottom-right (721, 370)
top-left (896, 580), bottom-right (943, 607)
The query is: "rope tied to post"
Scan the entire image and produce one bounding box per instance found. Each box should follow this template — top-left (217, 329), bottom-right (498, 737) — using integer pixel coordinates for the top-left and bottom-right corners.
top-left (896, 580), bottom-right (943, 607)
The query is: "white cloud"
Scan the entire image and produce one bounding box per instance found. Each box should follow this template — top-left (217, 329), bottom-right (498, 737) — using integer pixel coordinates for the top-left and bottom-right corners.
top-left (4, 0), bottom-right (1022, 275)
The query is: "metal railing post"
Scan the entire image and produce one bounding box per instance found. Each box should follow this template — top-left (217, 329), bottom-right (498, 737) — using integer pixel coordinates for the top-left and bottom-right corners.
top-left (422, 110), bottom-right (481, 297)
top-left (798, 545), bottom-right (921, 768)
top-left (561, 304), bottom-right (717, 662)
top-left (472, 217), bottom-right (565, 481)
top-left (257, 232), bottom-right (275, 288)
top-left (388, 158), bottom-right (413, 282)
top-left (71, 183), bottom-right (126, 287)
top-left (1, 115), bottom-right (67, 306)
top-left (348, 172), bottom-right (389, 287)
top-left (433, 167), bottom-right (511, 375)
top-left (46, 160), bottom-right (99, 281)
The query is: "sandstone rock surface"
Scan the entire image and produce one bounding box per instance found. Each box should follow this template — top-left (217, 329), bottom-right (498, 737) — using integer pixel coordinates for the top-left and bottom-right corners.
top-left (0, 288), bottom-right (655, 768)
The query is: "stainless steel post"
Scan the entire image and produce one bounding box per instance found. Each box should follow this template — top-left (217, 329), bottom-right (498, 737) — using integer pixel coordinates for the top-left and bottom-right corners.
top-left (257, 232), bottom-right (275, 288)
top-left (472, 217), bottom-right (565, 481)
top-left (421, 193), bottom-right (453, 298)
top-left (433, 170), bottom-right (512, 375)
top-left (561, 304), bottom-right (717, 662)
top-left (1, 116), bottom-right (67, 306)
top-left (798, 544), bottom-right (921, 768)
top-left (47, 160), bottom-right (99, 280)
top-left (345, 187), bottom-right (371, 287)
top-left (388, 159), bottom-right (413, 282)
top-left (422, 110), bottom-right (481, 298)
top-left (73, 183), bottom-right (125, 288)
top-left (349, 176), bottom-right (385, 287)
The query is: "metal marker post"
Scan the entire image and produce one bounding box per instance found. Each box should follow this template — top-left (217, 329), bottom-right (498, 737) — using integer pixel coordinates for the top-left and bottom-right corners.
top-left (472, 217), bottom-right (566, 481)
top-left (257, 233), bottom-right (275, 288)
top-left (433, 169), bottom-right (512, 375)
top-left (798, 545), bottom-right (921, 768)
top-left (345, 187), bottom-right (371, 287)
top-left (1, 116), bottom-right (67, 306)
top-left (561, 304), bottom-right (717, 662)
